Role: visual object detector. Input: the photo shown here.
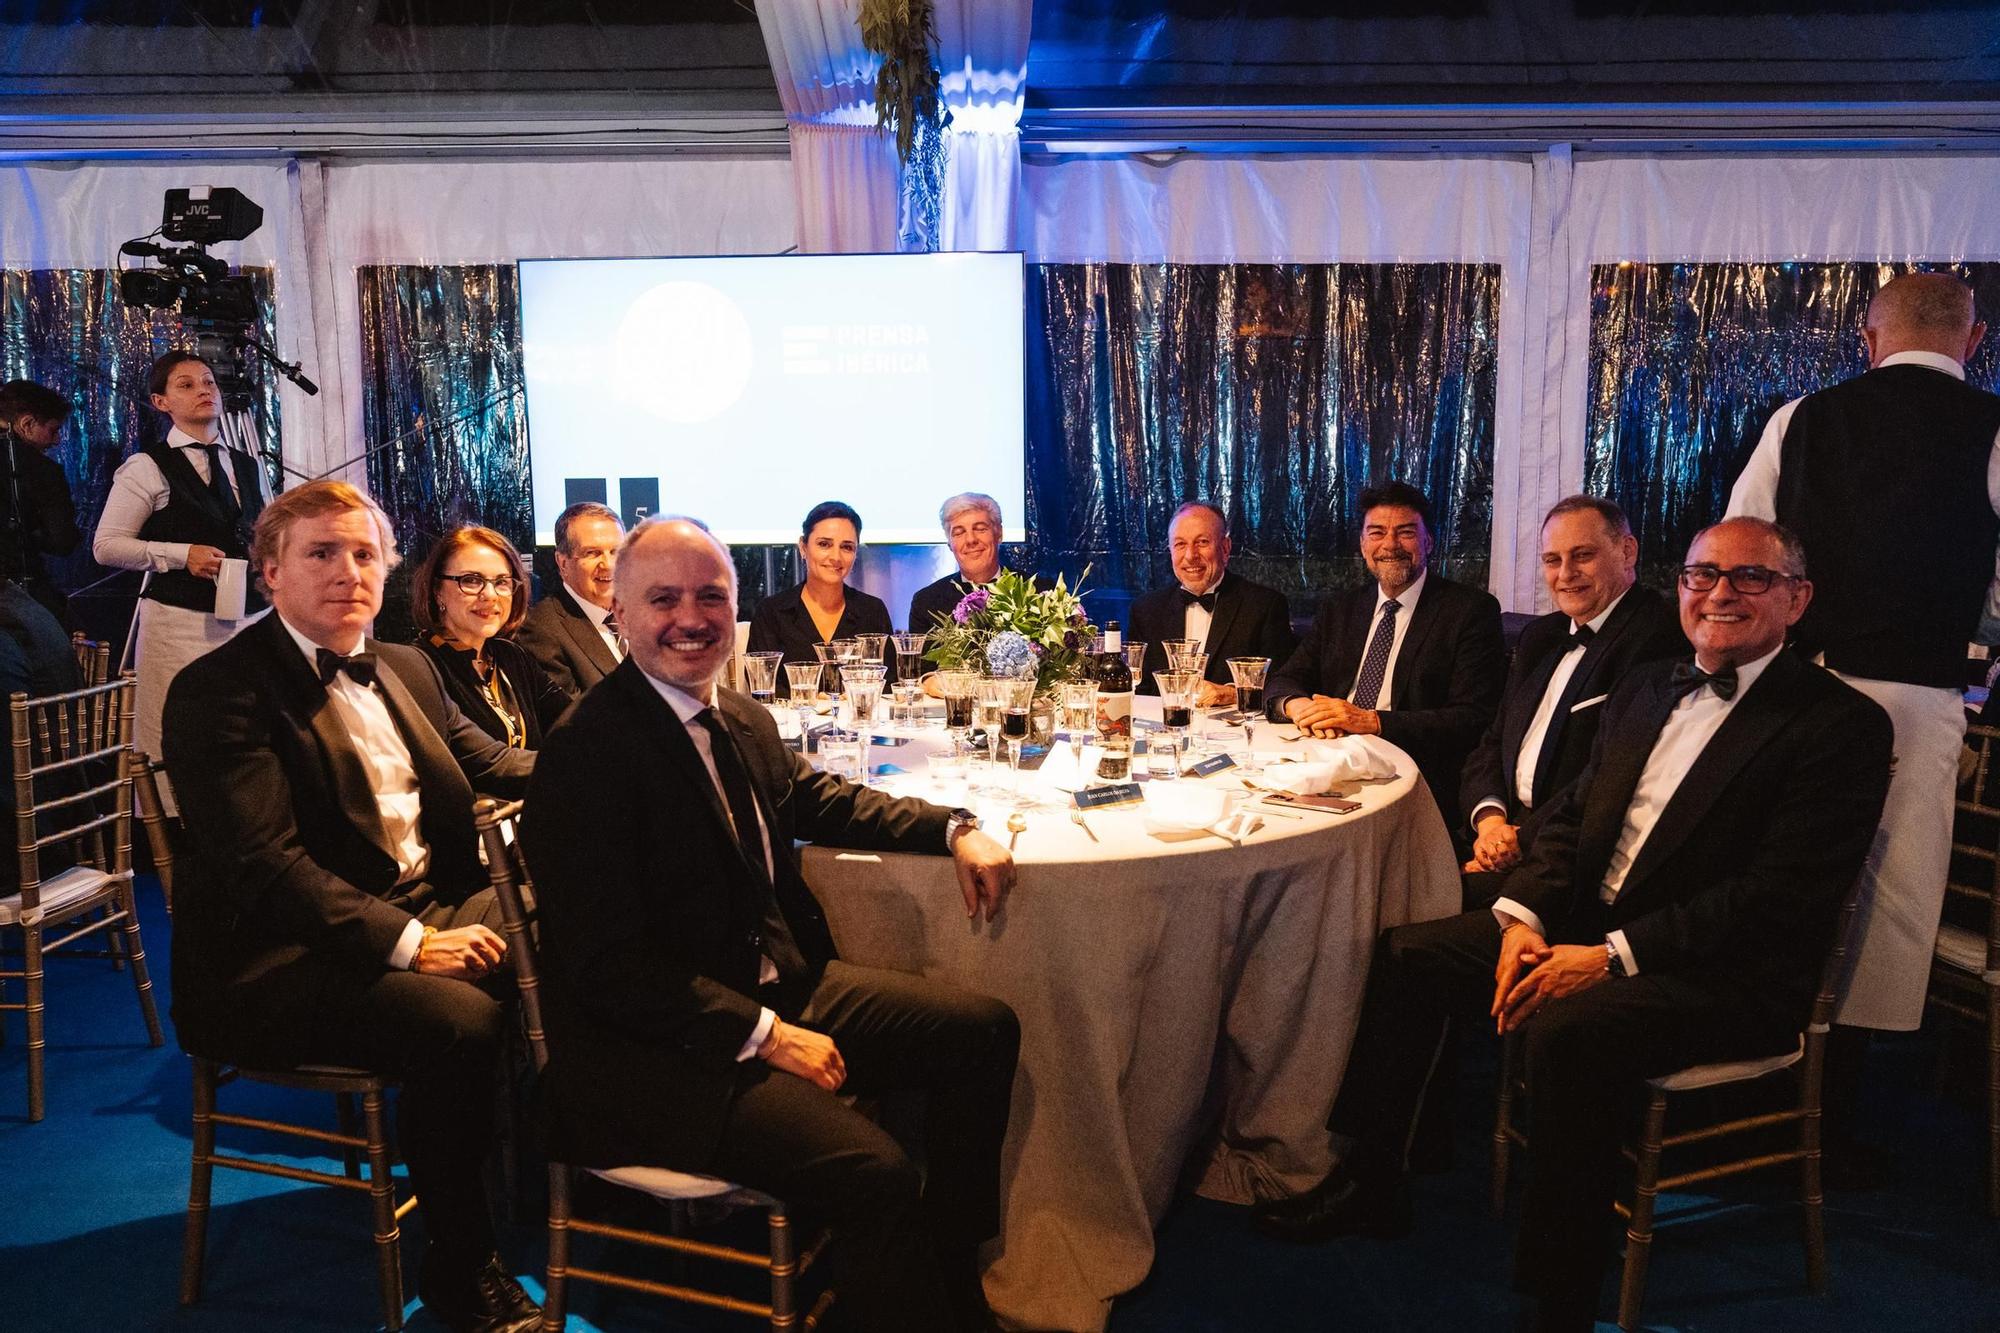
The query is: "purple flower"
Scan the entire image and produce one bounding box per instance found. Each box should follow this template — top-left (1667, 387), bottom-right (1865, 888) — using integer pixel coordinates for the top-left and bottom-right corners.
top-left (1063, 630), bottom-right (1080, 650)
top-left (953, 588), bottom-right (991, 624)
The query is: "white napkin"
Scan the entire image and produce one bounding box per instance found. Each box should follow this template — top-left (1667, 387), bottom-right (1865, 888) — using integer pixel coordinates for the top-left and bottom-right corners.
top-left (1142, 785), bottom-right (1229, 836)
top-left (1261, 735), bottom-right (1401, 792)
top-left (1039, 742), bottom-right (1084, 790)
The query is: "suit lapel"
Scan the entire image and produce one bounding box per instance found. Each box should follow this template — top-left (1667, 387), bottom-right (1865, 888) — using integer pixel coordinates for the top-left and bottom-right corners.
top-left (611, 663), bottom-right (764, 885)
top-left (1619, 653), bottom-right (1805, 895)
top-left (1332, 587), bottom-right (1374, 692)
top-left (1388, 576), bottom-right (1445, 702)
top-left (1202, 572), bottom-right (1243, 666)
top-left (1575, 669), bottom-right (1679, 881)
top-left (369, 645), bottom-right (465, 811)
top-left (1503, 626), bottom-right (1565, 791)
top-left (264, 619), bottom-right (396, 864)
top-left (560, 585), bottom-right (621, 679)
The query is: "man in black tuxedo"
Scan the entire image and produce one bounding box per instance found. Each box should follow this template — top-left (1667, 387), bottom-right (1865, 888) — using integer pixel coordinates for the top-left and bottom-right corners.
top-left (907, 491), bottom-right (1033, 635)
top-left (1266, 480), bottom-right (1505, 832)
top-left (517, 500), bottom-right (623, 699)
top-left (0, 378), bottom-right (82, 622)
top-left (164, 480), bottom-right (540, 1333)
top-left (1129, 500), bottom-right (1297, 704)
top-left (1459, 496), bottom-right (1684, 906)
top-left (523, 516), bottom-right (1021, 1333)
top-left (1252, 517), bottom-right (1893, 1332)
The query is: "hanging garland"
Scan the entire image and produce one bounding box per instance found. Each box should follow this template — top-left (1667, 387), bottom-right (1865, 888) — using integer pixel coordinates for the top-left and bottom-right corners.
top-left (858, 0), bottom-right (947, 251)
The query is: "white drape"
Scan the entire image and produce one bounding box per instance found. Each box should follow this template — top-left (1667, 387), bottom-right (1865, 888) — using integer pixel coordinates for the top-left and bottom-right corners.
top-left (936, 1), bottom-right (1031, 252)
top-left (756, 0), bottom-right (901, 254)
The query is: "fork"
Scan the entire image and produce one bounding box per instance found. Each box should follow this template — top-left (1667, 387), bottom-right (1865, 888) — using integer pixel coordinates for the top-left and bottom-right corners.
top-left (1070, 809), bottom-right (1099, 842)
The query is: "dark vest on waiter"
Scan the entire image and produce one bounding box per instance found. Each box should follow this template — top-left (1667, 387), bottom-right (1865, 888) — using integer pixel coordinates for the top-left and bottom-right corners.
top-left (135, 441), bottom-right (268, 615)
top-left (1772, 361), bottom-right (2000, 687)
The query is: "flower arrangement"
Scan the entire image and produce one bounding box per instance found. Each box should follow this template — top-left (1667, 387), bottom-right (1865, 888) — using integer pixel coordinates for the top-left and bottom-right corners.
top-left (924, 568), bottom-right (1097, 699)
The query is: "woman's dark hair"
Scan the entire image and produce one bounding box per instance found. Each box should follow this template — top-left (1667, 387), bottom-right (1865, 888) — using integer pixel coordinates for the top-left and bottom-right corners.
top-left (801, 501), bottom-right (863, 541)
top-left (410, 525), bottom-right (532, 638)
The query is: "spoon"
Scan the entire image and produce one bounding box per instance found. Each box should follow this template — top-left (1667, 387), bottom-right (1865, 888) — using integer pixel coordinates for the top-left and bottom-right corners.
top-left (1007, 810), bottom-right (1027, 850)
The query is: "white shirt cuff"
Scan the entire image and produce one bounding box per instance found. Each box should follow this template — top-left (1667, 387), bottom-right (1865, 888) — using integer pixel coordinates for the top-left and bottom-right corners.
top-left (152, 541), bottom-right (193, 573)
top-left (737, 1007), bottom-right (776, 1063)
top-left (1607, 929), bottom-right (1639, 977)
top-left (1491, 897), bottom-right (1546, 939)
top-left (387, 918), bottom-right (425, 971)
top-left (1469, 800), bottom-right (1508, 834)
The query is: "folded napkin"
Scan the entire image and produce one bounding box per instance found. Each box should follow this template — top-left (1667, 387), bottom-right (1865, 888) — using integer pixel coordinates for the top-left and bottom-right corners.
top-left (1261, 735), bottom-right (1401, 793)
top-left (1142, 785), bottom-right (1229, 836)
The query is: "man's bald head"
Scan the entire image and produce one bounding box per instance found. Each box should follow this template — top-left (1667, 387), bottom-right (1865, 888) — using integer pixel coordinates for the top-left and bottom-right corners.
top-left (1864, 273), bottom-right (1985, 368)
top-left (612, 516), bottom-right (740, 692)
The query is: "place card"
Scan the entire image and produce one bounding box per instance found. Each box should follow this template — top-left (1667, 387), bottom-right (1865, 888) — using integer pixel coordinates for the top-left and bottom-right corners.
top-left (1184, 752), bottom-right (1238, 778)
top-left (1073, 783), bottom-right (1144, 810)
top-left (1131, 717), bottom-right (1164, 733)
top-left (1205, 708), bottom-right (1249, 725)
top-left (866, 734), bottom-right (910, 747)
top-left (870, 762), bottom-right (909, 778)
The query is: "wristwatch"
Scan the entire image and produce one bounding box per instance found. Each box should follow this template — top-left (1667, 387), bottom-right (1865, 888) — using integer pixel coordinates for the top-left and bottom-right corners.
top-left (1604, 938), bottom-right (1628, 979)
top-left (945, 808), bottom-right (981, 849)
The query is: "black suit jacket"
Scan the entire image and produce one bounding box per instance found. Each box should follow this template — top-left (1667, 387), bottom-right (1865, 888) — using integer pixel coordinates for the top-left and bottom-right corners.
top-left (1128, 569), bottom-right (1298, 693)
top-left (1458, 587), bottom-right (1684, 847)
top-left (517, 582), bottom-right (621, 700)
top-left (415, 634), bottom-right (571, 751)
top-left (162, 614), bottom-right (533, 1064)
top-left (746, 582), bottom-right (896, 693)
top-left (522, 659), bottom-right (955, 1171)
top-left (1500, 650), bottom-right (1892, 1027)
top-left (1267, 571), bottom-right (1505, 829)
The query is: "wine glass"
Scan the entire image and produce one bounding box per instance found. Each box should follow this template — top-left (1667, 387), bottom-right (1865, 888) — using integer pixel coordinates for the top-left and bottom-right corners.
top-left (938, 669), bottom-right (978, 742)
top-left (1158, 638), bottom-right (1198, 669)
top-left (975, 676), bottom-right (1011, 779)
top-left (839, 664), bottom-right (886, 783)
top-left (855, 633), bottom-right (889, 669)
top-left (740, 651), bottom-right (784, 709)
top-left (1122, 640), bottom-right (1147, 680)
top-left (999, 675), bottom-right (1035, 800)
top-left (784, 661), bottom-right (823, 745)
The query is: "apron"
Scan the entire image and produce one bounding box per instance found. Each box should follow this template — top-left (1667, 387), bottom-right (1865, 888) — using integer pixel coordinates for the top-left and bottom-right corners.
top-left (134, 597), bottom-right (267, 816)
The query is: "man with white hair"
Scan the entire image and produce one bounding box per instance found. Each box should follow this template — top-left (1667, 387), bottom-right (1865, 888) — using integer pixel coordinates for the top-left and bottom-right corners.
top-left (1728, 271), bottom-right (2000, 1178)
top-left (524, 515), bottom-right (1021, 1332)
top-left (907, 491), bottom-right (1036, 635)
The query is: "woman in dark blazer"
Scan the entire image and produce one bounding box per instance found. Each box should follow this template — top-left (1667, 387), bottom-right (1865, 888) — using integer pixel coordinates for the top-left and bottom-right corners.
top-left (410, 525), bottom-right (571, 749)
top-left (747, 500), bottom-right (894, 696)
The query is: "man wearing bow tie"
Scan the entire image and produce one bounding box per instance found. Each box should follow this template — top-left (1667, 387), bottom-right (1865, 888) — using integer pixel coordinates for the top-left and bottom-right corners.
top-left (1253, 517), bottom-right (1892, 1333)
top-left (1266, 481), bottom-right (1505, 834)
top-left (163, 481), bottom-right (541, 1333)
top-left (1458, 496), bottom-right (1684, 904)
top-left (1129, 501), bottom-right (1296, 705)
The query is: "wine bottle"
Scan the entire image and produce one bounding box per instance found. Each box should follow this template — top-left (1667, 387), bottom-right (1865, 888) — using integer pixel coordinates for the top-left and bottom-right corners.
top-left (1097, 620), bottom-right (1133, 738)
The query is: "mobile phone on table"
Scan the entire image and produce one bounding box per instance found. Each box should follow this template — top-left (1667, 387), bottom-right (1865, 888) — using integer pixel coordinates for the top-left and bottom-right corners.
top-left (1259, 791), bottom-right (1361, 814)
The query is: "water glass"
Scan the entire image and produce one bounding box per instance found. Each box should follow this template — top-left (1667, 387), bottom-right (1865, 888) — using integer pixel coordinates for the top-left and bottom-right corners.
top-left (890, 680), bottom-right (922, 726)
top-left (855, 633), bottom-right (889, 666)
top-left (891, 630), bottom-right (929, 685)
top-left (1122, 641), bottom-right (1147, 679)
top-left (819, 731), bottom-right (863, 782)
top-left (1227, 656), bottom-right (1272, 717)
top-left (927, 748), bottom-right (967, 794)
top-left (740, 651), bottom-right (784, 705)
top-left (1095, 734), bottom-right (1133, 782)
top-left (840, 664), bottom-right (887, 726)
top-left (1159, 637), bottom-right (1198, 670)
top-left (1060, 680), bottom-right (1099, 737)
top-left (1146, 730), bottom-right (1182, 781)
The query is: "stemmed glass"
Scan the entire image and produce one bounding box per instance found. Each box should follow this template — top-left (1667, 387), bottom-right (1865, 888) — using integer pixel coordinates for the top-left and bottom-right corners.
top-left (812, 641), bottom-right (843, 698)
top-left (890, 631), bottom-right (928, 725)
top-left (855, 633), bottom-right (889, 670)
top-left (740, 651), bottom-right (784, 709)
top-left (1121, 640), bottom-right (1147, 681)
top-left (938, 669), bottom-right (978, 743)
top-left (974, 676), bottom-right (1012, 787)
top-left (840, 664), bottom-right (887, 785)
top-left (784, 661), bottom-right (824, 745)
top-left (1155, 670), bottom-right (1198, 737)
top-left (999, 675), bottom-right (1035, 801)
top-left (1158, 638), bottom-right (1198, 669)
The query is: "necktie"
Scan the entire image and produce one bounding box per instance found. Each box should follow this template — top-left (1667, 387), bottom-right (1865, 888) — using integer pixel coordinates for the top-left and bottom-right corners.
top-left (1350, 598), bottom-right (1401, 710)
top-left (693, 709), bottom-right (804, 978)
top-left (603, 611), bottom-right (626, 658)
top-left (316, 648), bottom-right (379, 688)
top-left (1177, 587), bottom-right (1217, 613)
top-left (1668, 661), bottom-right (1738, 703)
top-left (201, 443), bottom-right (241, 523)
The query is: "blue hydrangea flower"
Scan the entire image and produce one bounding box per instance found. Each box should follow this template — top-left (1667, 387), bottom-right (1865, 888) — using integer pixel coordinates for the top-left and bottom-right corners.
top-left (985, 630), bottom-right (1035, 677)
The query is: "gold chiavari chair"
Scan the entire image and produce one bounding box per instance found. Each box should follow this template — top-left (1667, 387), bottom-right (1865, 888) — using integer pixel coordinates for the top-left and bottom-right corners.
top-left (0, 675), bottom-right (162, 1120)
top-left (77, 628), bottom-right (177, 915)
top-left (474, 799), bottom-right (835, 1332)
top-left (1491, 877), bottom-right (1867, 1330)
top-left (1927, 720), bottom-right (2000, 1217)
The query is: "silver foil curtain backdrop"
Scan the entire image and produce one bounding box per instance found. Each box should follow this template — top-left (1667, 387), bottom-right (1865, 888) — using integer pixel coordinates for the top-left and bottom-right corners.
top-left (1024, 263), bottom-right (1500, 619)
top-left (1585, 260), bottom-right (2000, 588)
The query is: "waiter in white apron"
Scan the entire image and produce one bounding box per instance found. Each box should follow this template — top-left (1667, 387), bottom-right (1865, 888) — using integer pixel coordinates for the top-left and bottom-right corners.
top-left (93, 350), bottom-right (270, 814)
top-left (1728, 271), bottom-right (2000, 1174)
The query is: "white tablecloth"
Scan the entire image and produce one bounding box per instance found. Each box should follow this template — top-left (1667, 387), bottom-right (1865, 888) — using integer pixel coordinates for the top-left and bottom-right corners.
top-left (798, 703), bottom-right (1461, 1332)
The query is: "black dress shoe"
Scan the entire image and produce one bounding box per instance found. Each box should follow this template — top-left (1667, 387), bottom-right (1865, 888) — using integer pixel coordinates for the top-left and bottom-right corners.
top-left (1250, 1167), bottom-right (1413, 1243)
top-left (417, 1249), bottom-right (542, 1333)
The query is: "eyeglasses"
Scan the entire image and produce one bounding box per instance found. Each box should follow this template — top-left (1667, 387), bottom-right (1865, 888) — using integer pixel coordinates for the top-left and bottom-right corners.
top-left (1676, 564), bottom-right (1801, 595)
top-left (440, 572), bottom-right (518, 597)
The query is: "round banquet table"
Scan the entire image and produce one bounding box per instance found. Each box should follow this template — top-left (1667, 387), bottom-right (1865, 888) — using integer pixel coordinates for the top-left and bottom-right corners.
top-left (796, 700), bottom-right (1461, 1333)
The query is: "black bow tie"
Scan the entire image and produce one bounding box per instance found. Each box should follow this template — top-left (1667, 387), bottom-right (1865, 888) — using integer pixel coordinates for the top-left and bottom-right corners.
top-left (1569, 624), bottom-right (1596, 647)
top-left (1669, 661), bottom-right (1737, 702)
top-left (316, 647), bottom-right (379, 688)
top-left (1177, 587), bottom-right (1217, 612)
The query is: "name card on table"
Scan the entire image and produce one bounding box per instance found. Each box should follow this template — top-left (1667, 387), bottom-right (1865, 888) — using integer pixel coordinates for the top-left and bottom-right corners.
top-left (867, 735), bottom-right (911, 747)
top-left (871, 762), bottom-right (909, 778)
top-left (1074, 783), bottom-right (1144, 810)
top-left (1205, 708), bottom-right (1249, 725)
top-left (1184, 752), bottom-right (1238, 778)
top-left (1131, 717), bottom-right (1164, 733)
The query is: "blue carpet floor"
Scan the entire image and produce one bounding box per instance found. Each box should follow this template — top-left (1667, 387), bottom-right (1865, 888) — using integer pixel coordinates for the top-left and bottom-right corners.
top-left (4, 881), bottom-right (1997, 1331)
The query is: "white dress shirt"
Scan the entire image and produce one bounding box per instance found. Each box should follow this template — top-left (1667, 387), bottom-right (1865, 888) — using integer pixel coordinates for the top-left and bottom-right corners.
top-left (1471, 591), bottom-right (1628, 830)
top-left (92, 425), bottom-right (268, 573)
top-left (1494, 643), bottom-right (1782, 977)
top-left (1727, 349), bottom-right (2000, 637)
top-left (573, 588), bottom-right (624, 661)
top-left (277, 615), bottom-right (432, 969)
top-left (639, 669), bottom-right (780, 1061)
top-left (1349, 567), bottom-right (1427, 710)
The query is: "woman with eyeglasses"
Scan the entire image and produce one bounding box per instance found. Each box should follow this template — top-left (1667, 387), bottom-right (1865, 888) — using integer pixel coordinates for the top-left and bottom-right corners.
top-left (410, 525), bottom-right (571, 749)
top-left (746, 500), bottom-right (894, 697)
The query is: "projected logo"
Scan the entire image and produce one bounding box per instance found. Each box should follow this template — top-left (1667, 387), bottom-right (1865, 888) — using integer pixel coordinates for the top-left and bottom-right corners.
top-left (613, 281), bottom-right (753, 423)
top-left (782, 323), bottom-right (932, 375)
